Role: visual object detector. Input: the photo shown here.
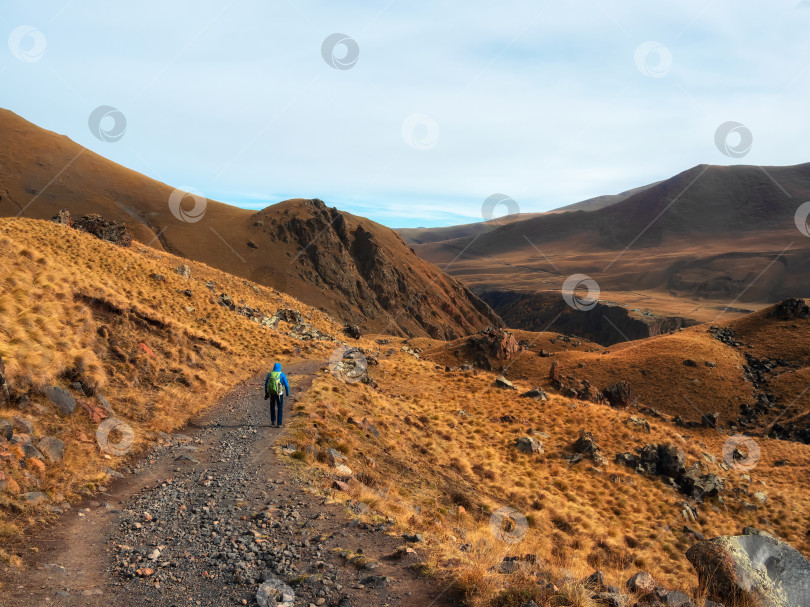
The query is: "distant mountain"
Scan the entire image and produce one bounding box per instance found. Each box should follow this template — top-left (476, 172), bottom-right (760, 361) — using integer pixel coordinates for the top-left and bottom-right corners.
top-left (397, 182), bottom-right (658, 247)
top-left (402, 163), bottom-right (810, 336)
top-left (0, 109), bottom-right (501, 339)
top-left (547, 181), bottom-right (660, 213)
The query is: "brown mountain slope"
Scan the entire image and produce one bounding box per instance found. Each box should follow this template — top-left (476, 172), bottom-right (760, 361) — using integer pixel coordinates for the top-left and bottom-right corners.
top-left (408, 163), bottom-right (810, 335)
top-left (417, 298), bottom-right (810, 442)
top-left (397, 182), bottom-right (658, 247)
top-left (0, 109), bottom-right (500, 339)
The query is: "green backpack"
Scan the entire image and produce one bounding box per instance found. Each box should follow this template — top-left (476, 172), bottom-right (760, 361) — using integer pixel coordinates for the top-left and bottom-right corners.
top-left (266, 371), bottom-right (283, 397)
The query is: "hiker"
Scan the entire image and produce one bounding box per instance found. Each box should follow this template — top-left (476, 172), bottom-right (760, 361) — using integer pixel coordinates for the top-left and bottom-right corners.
top-left (264, 362), bottom-right (290, 428)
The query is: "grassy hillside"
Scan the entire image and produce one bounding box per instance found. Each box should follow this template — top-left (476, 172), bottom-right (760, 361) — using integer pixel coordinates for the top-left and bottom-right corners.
top-left (0, 217), bottom-right (342, 563)
top-left (2, 217), bottom-right (809, 607)
top-left (287, 338), bottom-right (810, 605)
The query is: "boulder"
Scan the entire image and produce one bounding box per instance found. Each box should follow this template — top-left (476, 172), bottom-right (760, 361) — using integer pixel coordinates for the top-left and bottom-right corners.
top-left (23, 442), bottom-right (44, 459)
top-left (768, 298), bottom-right (810, 320)
top-left (343, 324), bottom-right (362, 339)
top-left (274, 308), bottom-right (304, 324)
top-left (626, 571), bottom-right (656, 594)
top-left (0, 419), bottom-right (12, 441)
top-left (22, 491), bottom-right (48, 503)
top-left (37, 437), bottom-right (65, 463)
top-left (12, 416), bottom-right (34, 436)
top-left (592, 593), bottom-right (627, 607)
top-left (520, 388), bottom-right (548, 401)
top-left (514, 437), bottom-right (543, 454)
top-left (658, 443), bottom-right (686, 478)
top-left (570, 431), bottom-right (606, 466)
top-left (602, 381), bottom-right (635, 407)
top-left (662, 590), bottom-right (695, 606)
top-left (467, 328), bottom-right (520, 362)
top-left (680, 470), bottom-right (725, 500)
top-left (625, 416), bottom-right (651, 433)
top-left (495, 376), bottom-right (516, 390)
top-left (256, 575), bottom-right (296, 607)
top-left (175, 264), bottom-right (191, 278)
top-left (701, 412), bottom-right (720, 428)
top-left (333, 464), bottom-right (353, 479)
top-left (686, 534), bottom-right (810, 607)
top-left (72, 213), bottom-right (133, 246)
top-left (361, 418), bottom-right (380, 439)
top-left (582, 570), bottom-right (606, 590)
top-left (44, 386), bottom-right (76, 416)
top-left (51, 208), bottom-right (72, 226)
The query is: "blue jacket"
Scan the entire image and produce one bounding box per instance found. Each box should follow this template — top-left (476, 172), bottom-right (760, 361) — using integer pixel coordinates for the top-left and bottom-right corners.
top-left (264, 362), bottom-right (289, 396)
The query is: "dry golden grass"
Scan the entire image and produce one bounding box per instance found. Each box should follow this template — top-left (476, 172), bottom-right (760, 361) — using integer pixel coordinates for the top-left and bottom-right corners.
top-left (288, 344), bottom-right (810, 605)
top-left (0, 217), bottom-right (343, 548)
top-left (3, 217), bottom-right (810, 607)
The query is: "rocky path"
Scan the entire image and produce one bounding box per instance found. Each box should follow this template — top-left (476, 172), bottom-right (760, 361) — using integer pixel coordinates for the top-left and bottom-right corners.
top-left (1, 361), bottom-right (458, 606)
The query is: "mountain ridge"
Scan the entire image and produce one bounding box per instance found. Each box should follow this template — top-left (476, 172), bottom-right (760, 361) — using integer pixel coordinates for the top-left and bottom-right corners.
top-left (0, 108), bottom-right (500, 340)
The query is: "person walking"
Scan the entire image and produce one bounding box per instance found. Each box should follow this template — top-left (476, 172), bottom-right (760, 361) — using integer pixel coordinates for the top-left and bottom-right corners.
top-left (264, 362), bottom-right (290, 428)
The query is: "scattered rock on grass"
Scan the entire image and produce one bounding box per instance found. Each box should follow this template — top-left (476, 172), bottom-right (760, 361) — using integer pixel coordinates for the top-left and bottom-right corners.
top-left (514, 436), bottom-right (543, 454)
top-left (45, 386), bottom-right (76, 416)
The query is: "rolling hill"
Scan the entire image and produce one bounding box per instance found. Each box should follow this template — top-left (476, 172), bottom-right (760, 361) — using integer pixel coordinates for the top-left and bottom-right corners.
top-left (0, 109), bottom-right (500, 340)
top-left (403, 163), bottom-right (810, 340)
top-left (397, 182), bottom-right (657, 247)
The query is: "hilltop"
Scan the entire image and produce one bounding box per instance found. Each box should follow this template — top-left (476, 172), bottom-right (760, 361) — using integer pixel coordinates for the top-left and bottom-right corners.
top-left (0, 109), bottom-right (500, 340)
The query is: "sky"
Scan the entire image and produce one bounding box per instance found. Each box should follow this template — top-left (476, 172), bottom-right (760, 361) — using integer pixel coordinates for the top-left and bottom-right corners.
top-left (2, 1), bottom-right (810, 228)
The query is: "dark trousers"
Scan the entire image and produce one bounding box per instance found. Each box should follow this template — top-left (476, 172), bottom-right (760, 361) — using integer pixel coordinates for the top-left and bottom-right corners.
top-left (269, 394), bottom-right (284, 425)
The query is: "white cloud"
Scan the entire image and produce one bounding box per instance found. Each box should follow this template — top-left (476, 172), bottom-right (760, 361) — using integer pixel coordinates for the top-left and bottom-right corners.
top-left (2, 0), bottom-right (809, 227)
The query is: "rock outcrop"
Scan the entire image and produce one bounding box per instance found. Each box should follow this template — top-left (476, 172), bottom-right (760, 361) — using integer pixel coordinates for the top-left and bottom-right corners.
top-left (479, 290), bottom-right (698, 346)
top-left (686, 534), bottom-right (810, 607)
top-left (616, 443), bottom-right (725, 500)
top-left (51, 209), bottom-right (133, 246)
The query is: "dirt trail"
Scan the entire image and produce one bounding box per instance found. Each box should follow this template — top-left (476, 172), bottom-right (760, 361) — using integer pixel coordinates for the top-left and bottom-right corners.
top-left (1, 361), bottom-right (458, 606)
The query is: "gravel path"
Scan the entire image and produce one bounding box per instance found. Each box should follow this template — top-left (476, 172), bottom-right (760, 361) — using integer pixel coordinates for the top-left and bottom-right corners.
top-left (2, 361), bottom-right (458, 606)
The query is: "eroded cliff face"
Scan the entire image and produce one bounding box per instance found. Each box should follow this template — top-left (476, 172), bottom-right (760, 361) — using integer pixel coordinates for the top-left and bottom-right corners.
top-left (479, 290), bottom-right (698, 346)
top-left (253, 199), bottom-right (503, 340)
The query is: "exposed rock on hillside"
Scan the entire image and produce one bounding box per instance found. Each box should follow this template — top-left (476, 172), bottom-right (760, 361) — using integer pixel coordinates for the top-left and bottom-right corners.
top-left (768, 297), bottom-right (810, 320)
top-left (461, 327), bottom-right (521, 369)
top-left (687, 534), bottom-right (810, 607)
top-left (253, 199), bottom-right (503, 340)
top-left (479, 290), bottom-right (698, 346)
top-left (616, 443), bottom-right (726, 500)
top-left (51, 209), bottom-right (133, 246)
